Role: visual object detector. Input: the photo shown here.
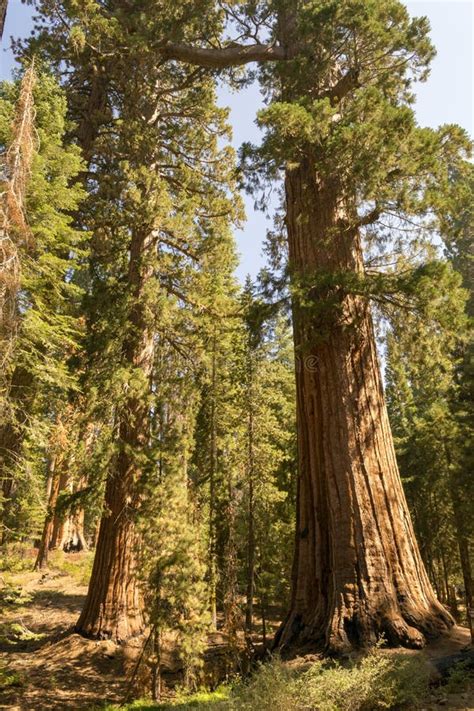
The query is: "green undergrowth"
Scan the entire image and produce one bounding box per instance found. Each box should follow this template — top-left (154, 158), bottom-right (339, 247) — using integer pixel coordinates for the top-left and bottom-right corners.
top-left (0, 543), bottom-right (37, 573)
top-left (47, 549), bottom-right (94, 586)
top-left (444, 659), bottom-right (474, 694)
top-left (96, 650), bottom-right (432, 711)
top-left (0, 664), bottom-right (23, 690)
top-left (0, 620), bottom-right (46, 645)
top-left (0, 542), bottom-right (94, 587)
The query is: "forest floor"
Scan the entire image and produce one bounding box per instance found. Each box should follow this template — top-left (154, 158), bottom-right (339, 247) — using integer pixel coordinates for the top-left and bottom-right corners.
top-left (0, 551), bottom-right (129, 710)
top-left (0, 550), bottom-right (473, 711)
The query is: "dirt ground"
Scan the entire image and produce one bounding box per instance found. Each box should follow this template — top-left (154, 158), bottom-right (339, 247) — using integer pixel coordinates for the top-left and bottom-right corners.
top-left (0, 562), bottom-right (473, 711)
top-left (0, 566), bottom-right (128, 710)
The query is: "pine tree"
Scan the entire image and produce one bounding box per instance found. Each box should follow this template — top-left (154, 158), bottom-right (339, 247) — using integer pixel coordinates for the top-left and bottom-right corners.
top-left (142, 340), bottom-right (209, 699)
top-left (191, 228), bottom-right (242, 632)
top-left (0, 69), bottom-right (85, 546)
top-left (442, 163), bottom-right (474, 628)
top-left (385, 266), bottom-right (468, 614)
top-left (237, 283), bottom-right (297, 637)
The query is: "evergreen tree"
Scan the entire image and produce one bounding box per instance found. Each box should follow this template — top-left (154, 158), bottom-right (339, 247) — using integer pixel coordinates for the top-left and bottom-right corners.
top-left (11, 0), bottom-right (471, 659)
top-left (237, 282), bottom-right (296, 637)
top-left (385, 281), bottom-right (467, 612)
top-left (191, 229), bottom-right (242, 632)
top-left (142, 340), bottom-right (209, 699)
top-left (386, 162), bottom-right (473, 638)
top-left (0, 68), bottom-right (84, 546)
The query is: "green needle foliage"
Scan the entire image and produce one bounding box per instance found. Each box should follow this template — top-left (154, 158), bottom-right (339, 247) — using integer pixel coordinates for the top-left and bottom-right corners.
top-left (0, 68), bottom-right (85, 542)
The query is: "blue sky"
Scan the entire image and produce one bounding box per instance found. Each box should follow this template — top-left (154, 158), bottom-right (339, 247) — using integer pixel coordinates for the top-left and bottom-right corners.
top-left (1, 0), bottom-right (472, 281)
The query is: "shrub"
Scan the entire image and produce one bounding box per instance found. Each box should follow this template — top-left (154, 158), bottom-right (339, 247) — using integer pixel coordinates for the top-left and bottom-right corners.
top-left (101, 649), bottom-right (431, 711)
top-left (0, 665), bottom-right (23, 689)
top-left (0, 543), bottom-right (36, 573)
top-left (298, 651), bottom-right (429, 711)
top-left (228, 658), bottom-right (296, 711)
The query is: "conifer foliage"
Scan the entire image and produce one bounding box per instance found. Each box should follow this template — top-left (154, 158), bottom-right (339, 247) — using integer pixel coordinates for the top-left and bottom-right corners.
top-left (0, 68), bottom-right (84, 545)
top-left (0, 0), bottom-right (472, 694)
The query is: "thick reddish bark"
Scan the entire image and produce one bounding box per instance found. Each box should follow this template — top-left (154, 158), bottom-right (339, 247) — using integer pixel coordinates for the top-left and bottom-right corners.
top-left (50, 505), bottom-right (88, 552)
top-left (75, 230), bottom-right (155, 641)
top-left (52, 510), bottom-right (88, 552)
top-left (275, 161), bottom-right (453, 654)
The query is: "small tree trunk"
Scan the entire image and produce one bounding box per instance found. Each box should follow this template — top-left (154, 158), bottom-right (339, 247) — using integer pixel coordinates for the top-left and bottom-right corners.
top-left (441, 549), bottom-right (452, 609)
top-left (34, 457), bottom-right (59, 571)
top-left (245, 448), bottom-right (255, 633)
top-left (151, 629), bottom-right (162, 702)
top-left (75, 229), bottom-right (155, 641)
top-left (275, 162), bottom-right (453, 654)
top-left (92, 517), bottom-right (101, 549)
top-left (49, 469), bottom-right (70, 549)
top-left (223, 476), bottom-right (239, 638)
top-left (451, 490), bottom-right (473, 639)
top-left (245, 337), bottom-right (256, 635)
top-left (458, 536), bottom-right (473, 641)
top-left (208, 336), bottom-right (218, 630)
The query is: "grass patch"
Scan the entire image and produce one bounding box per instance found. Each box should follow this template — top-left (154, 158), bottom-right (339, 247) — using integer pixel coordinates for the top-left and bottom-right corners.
top-left (95, 687), bottom-right (230, 711)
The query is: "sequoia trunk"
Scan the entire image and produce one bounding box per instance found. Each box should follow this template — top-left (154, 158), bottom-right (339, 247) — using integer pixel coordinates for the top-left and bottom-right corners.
top-left (76, 230), bottom-right (155, 641)
top-left (275, 160), bottom-right (453, 654)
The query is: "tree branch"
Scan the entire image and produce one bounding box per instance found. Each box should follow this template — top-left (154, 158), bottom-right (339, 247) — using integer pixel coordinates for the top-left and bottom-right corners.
top-left (161, 42), bottom-right (292, 68)
top-left (322, 68), bottom-right (360, 104)
top-left (357, 205), bottom-right (381, 227)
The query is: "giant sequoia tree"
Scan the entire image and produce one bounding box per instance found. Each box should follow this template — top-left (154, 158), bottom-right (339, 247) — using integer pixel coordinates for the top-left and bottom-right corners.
top-left (162, 0), bottom-right (470, 652)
